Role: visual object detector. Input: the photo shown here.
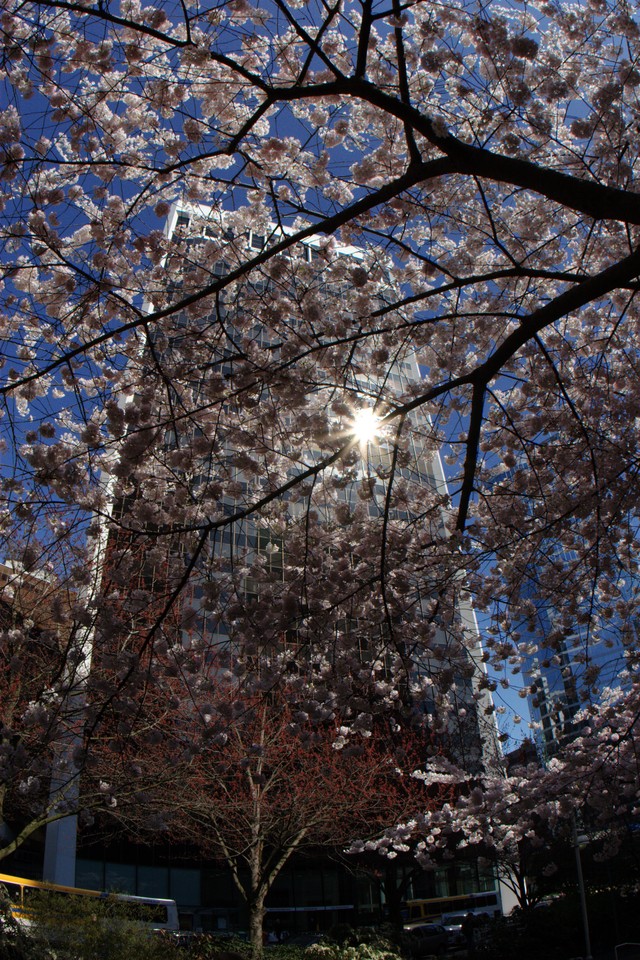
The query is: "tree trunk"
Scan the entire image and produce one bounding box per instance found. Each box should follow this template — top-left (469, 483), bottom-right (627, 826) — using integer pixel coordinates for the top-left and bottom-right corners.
top-left (383, 860), bottom-right (414, 930)
top-left (383, 860), bottom-right (409, 928)
top-left (248, 890), bottom-right (266, 960)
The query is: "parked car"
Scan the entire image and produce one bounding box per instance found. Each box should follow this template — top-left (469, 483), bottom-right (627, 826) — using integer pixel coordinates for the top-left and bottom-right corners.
top-left (441, 913), bottom-right (467, 949)
top-left (441, 913), bottom-right (493, 953)
top-left (402, 922), bottom-right (449, 957)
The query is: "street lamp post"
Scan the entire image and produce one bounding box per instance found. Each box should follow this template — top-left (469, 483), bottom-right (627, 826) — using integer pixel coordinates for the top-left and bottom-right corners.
top-left (573, 818), bottom-right (593, 960)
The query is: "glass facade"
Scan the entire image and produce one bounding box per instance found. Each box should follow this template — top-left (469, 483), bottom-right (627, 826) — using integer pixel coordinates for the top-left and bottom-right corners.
top-left (518, 560), bottom-right (631, 757)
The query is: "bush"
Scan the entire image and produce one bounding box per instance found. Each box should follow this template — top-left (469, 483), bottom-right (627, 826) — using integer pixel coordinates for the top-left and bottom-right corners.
top-left (182, 937), bottom-right (324, 960)
top-left (0, 890), bottom-right (53, 960)
top-left (184, 934), bottom-right (254, 960)
top-left (266, 947), bottom-right (317, 960)
top-left (304, 932), bottom-right (403, 960)
top-left (24, 890), bottom-right (180, 960)
top-left (480, 904), bottom-right (584, 960)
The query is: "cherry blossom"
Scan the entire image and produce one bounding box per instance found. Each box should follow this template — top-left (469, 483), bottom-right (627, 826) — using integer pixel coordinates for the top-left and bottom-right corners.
top-left (0, 0), bottom-right (639, 870)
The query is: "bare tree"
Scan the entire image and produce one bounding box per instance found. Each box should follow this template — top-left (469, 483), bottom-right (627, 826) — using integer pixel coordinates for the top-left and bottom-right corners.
top-left (102, 685), bottom-right (440, 956)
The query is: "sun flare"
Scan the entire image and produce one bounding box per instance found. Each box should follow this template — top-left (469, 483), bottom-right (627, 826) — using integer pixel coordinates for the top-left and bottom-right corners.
top-left (351, 407), bottom-right (380, 445)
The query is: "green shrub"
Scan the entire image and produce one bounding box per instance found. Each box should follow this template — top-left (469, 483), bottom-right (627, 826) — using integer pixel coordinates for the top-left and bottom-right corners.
top-left (304, 936), bottom-right (403, 960)
top-left (0, 890), bottom-right (53, 960)
top-left (185, 934), bottom-right (254, 960)
top-left (262, 946), bottom-right (313, 960)
top-left (24, 890), bottom-right (180, 960)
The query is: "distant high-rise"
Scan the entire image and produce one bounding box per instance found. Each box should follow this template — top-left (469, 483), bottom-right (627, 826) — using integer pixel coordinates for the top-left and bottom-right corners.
top-left (517, 560), bottom-right (631, 757)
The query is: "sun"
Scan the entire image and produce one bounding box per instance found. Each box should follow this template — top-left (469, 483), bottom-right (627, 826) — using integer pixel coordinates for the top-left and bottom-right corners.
top-left (351, 407), bottom-right (380, 445)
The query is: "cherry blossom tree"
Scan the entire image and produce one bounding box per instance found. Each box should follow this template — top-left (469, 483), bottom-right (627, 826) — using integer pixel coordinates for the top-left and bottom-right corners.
top-left (363, 677), bottom-right (640, 909)
top-left (395, 758), bottom-right (569, 912)
top-left (1, 0), bottom-right (640, 866)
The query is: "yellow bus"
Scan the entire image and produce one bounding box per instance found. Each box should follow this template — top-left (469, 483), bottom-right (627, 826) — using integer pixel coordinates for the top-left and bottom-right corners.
top-left (404, 890), bottom-right (502, 924)
top-left (0, 872), bottom-right (180, 933)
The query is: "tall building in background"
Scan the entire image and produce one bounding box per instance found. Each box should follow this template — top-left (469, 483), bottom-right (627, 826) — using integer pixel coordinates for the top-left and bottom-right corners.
top-left (42, 203), bottom-right (500, 929)
top-left (524, 627), bottom-right (630, 757)
top-left (517, 563), bottom-right (631, 758)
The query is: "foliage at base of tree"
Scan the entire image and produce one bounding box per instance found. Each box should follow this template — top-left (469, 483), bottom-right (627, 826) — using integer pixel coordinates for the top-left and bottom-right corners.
top-left (176, 933), bottom-right (404, 960)
top-left (20, 891), bottom-right (180, 960)
top-left (0, 892), bottom-right (53, 960)
top-left (306, 943), bottom-right (402, 960)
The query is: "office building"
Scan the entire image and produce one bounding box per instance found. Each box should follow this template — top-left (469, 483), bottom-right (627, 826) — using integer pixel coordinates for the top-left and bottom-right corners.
top-left (516, 562), bottom-right (632, 757)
